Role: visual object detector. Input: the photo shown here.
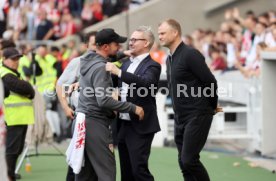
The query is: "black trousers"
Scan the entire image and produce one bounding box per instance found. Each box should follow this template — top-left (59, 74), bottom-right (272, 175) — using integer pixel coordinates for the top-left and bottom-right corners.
top-left (5, 125), bottom-right (28, 181)
top-left (66, 117), bottom-right (75, 181)
top-left (76, 118), bottom-right (115, 181)
top-left (174, 114), bottom-right (213, 181)
top-left (118, 121), bottom-right (154, 181)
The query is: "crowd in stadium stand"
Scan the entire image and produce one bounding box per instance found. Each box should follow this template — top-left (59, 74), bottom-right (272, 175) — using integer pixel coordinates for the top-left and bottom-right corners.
top-left (183, 8), bottom-right (276, 78)
top-left (0, 0), bottom-right (150, 41)
top-left (0, 7), bottom-right (276, 141)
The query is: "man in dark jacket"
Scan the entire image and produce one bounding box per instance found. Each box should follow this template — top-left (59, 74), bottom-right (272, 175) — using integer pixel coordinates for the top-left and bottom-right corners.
top-left (158, 19), bottom-right (218, 181)
top-left (106, 26), bottom-right (161, 181)
top-left (75, 28), bottom-right (144, 181)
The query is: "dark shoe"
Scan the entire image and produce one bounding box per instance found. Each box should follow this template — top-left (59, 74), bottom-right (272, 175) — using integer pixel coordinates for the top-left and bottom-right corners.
top-left (53, 133), bottom-right (62, 144)
top-left (15, 173), bottom-right (21, 180)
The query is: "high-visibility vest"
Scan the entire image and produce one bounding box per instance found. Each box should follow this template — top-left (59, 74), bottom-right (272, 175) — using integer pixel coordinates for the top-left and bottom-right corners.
top-left (34, 54), bottom-right (57, 94)
top-left (62, 49), bottom-right (71, 61)
top-left (0, 66), bottom-right (34, 126)
top-left (18, 55), bottom-right (31, 81)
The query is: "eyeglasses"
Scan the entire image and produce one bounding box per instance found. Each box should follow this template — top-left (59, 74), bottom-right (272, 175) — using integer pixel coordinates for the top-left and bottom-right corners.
top-left (129, 38), bottom-right (147, 43)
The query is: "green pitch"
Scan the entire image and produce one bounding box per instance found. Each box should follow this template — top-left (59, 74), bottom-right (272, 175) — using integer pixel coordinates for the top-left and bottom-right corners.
top-left (19, 147), bottom-right (275, 181)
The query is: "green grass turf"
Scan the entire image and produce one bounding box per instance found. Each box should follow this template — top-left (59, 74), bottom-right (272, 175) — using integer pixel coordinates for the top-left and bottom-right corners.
top-left (19, 147), bottom-right (276, 181)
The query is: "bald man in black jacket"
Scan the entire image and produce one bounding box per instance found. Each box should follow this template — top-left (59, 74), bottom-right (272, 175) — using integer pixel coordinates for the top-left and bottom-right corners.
top-left (158, 19), bottom-right (218, 181)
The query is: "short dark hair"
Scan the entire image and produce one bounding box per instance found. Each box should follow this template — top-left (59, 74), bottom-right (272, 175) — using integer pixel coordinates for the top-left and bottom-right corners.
top-left (259, 12), bottom-right (269, 19)
top-left (51, 46), bottom-right (60, 52)
top-left (248, 16), bottom-right (258, 23)
top-left (84, 31), bottom-right (97, 44)
top-left (257, 22), bottom-right (268, 29)
top-left (0, 40), bottom-right (16, 50)
top-left (246, 10), bottom-right (255, 17)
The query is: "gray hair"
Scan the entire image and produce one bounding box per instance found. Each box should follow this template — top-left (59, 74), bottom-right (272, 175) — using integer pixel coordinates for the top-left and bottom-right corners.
top-left (135, 26), bottom-right (155, 49)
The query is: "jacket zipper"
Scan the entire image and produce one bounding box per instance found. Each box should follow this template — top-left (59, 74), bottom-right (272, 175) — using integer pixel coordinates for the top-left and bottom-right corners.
top-left (169, 56), bottom-right (176, 111)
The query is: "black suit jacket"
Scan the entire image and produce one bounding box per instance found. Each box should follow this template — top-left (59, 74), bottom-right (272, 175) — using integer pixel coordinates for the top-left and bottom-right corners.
top-left (118, 55), bottom-right (161, 135)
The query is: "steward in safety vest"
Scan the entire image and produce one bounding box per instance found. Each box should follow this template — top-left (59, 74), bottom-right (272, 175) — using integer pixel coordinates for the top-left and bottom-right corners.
top-left (0, 47), bottom-right (35, 181)
top-left (33, 45), bottom-right (57, 94)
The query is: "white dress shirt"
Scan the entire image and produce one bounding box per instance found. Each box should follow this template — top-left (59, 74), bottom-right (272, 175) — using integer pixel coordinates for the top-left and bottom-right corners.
top-left (119, 53), bottom-right (149, 120)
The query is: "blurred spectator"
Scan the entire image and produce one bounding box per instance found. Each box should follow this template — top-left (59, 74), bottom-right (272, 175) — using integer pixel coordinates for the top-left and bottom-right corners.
top-left (268, 10), bottom-right (276, 24)
top-left (61, 12), bottom-right (77, 38)
top-left (150, 42), bottom-right (167, 64)
top-left (114, 0), bottom-right (129, 14)
top-left (81, 1), bottom-right (94, 28)
top-left (68, 0), bottom-right (83, 17)
top-left (246, 22), bottom-right (274, 65)
top-left (57, 0), bottom-right (69, 12)
top-left (208, 46), bottom-right (227, 71)
top-left (235, 42), bottom-right (266, 78)
top-left (265, 23), bottom-right (276, 51)
top-left (60, 39), bottom-right (76, 68)
top-left (239, 16), bottom-right (257, 63)
top-left (50, 46), bottom-right (63, 78)
top-left (223, 31), bottom-right (238, 69)
top-left (0, 0), bottom-right (8, 38)
top-left (183, 34), bottom-right (194, 47)
top-left (102, 0), bottom-right (116, 19)
top-left (202, 30), bottom-right (214, 62)
top-left (35, 10), bottom-right (54, 40)
top-left (258, 12), bottom-right (270, 26)
top-left (7, 0), bottom-right (26, 41)
top-left (91, 0), bottom-right (103, 24)
top-left (18, 43), bottom-right (34, 81)
top-left (191, 28), bottom-right (204, 50)
top-left (24, 0), bottom-right (36, 40)
top-left (0, 39), bottom-right (16, 58)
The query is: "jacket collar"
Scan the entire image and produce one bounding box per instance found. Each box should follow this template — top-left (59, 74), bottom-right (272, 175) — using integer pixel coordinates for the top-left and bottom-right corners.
top-left (133, 54), bottom-right (150, 75)
top-left (171, 41), bottom-right (185, 57)
top-left (2, 63), bottom-right (20, 77)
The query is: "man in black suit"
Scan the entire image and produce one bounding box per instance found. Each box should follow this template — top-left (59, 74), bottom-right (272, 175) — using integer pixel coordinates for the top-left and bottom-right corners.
top-left (106, 26), bottom-right (161, 181)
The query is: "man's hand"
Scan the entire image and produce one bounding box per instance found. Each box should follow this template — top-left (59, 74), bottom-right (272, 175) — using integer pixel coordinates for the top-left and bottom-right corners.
top-left (106, 62), bottom-right (121, 76)
top-left (64, 106), bottom-right (74, 120)
top-left (68, 82), bottom-right (79, 95)
top-left (135, 106), bottom-right (144, 121)
top-left (123, 50), bottom-right (133, 57)
top-left (215, 107), bottom-right (223, 114)
top-left (112, 88), bottom-right (119, 101)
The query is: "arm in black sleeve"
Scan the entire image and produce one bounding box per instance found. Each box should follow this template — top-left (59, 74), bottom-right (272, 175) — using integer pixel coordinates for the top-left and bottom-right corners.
top-left (54, 61), bottom-right (63, 78)
top-left (22, 60), bottom-right (42, 77)
top-left (187, 49), bottom-right (217, 84)
top-left (2, 74), bottom-right (35, 99)
top-left (92, 65), bottom-right (136, 113)
top-left (187, 49), bottom-right (218, 109)
top-left (120, 63), bottom-right (161, 88)
top-left (3, 84), bottom-right (10, 98)
top-left (111, 74), bottom-right (119, 88)
top-left (116, 51), bottom-right (128, 60)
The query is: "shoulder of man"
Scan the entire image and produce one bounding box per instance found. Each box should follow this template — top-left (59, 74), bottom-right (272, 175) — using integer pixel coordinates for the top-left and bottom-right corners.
top-left (147, 55), bottom-right (161, 67)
